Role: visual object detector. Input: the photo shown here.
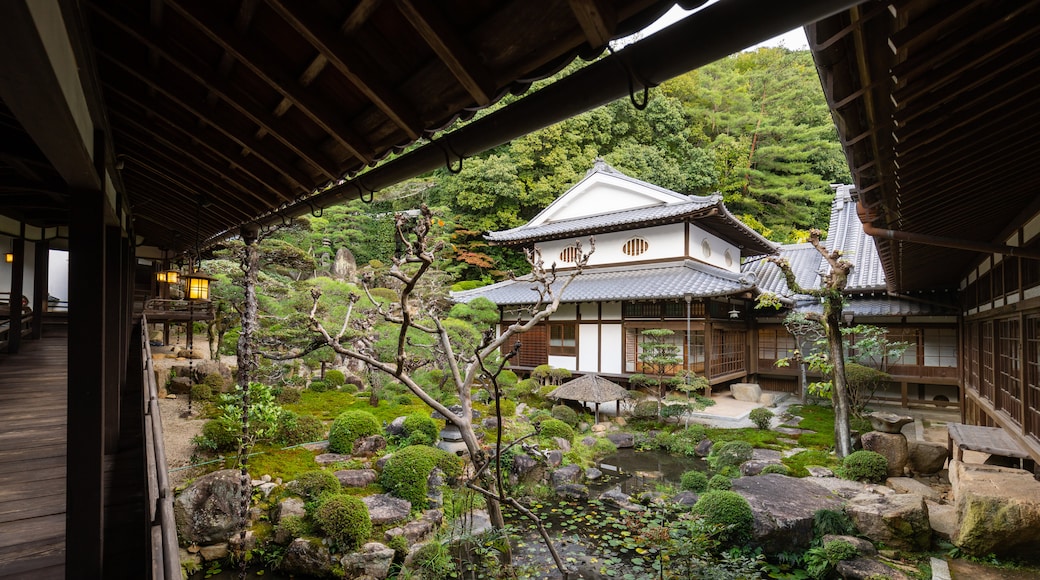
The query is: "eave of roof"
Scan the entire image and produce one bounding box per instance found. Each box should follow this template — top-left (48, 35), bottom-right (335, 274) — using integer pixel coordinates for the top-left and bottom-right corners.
top-left (452, 259), bottom-right (757, 305)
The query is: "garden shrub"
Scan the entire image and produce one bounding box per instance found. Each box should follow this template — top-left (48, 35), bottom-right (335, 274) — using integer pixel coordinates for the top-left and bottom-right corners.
top-left (403, 413), bottom-right (439, 446)
top-left (496, 399), bottom-right (517, 417)
top-left (380, 445), bottom-right (463, 508)
top-left (749, 407), bottom-right (774, 430)
top-left (680, 470), bottom-right (709, 492)
top-left (323, 369), bottom-right (346, 387)
top-left (691, 490), bottom-right (754, 546)
top-left (538, 418), bottom-right (575, 442)
top-left (341, 383), bottom-right (359, 395)
top-left (289, 469), bottom-right (341, 500)
top-left (805, 539), bottom-right (859, 579)
top-left (709, 440), bottom-right (754, 471)
top-left (527, 409), bottom-right (552, 425)
top-left (190, 382), bottom-right (212, 402)
top-left (275, 386), bottom-right (302, 404)
top-left (387, 534), bottom-right (409, 562)
top-left (328, 410), bottom-right (381, 453)
top-left (308, 380), bottom-right (329, 393)
top-left (473, 389), bottom-right (491, 404)
top-left (200, 416), bottom-right (240, 452)
top-left (660, 426), bottom-right (707, 456)
top-left (203, 372), bottom-right (227, 392)
top-left (760, 463), bottom-right (790, 476)
top-left (277, 411), bottom-right (326, 445)
top-left (551, 405), bottom-right (579, 427)
top-left (314, 493), bottom-right (371, 550)
top-left (631, 400), bottom-right (660, 420)
top-left (813, 508), bottom-right (856, 539)
top-left (840, 450), bottom-right (888, 483)
top-left (707, 473), bottom-right (732, 491)
top-left (275, 514), bottom-right (310, 542)
top-left (410, 541), bottom-right (457, 580)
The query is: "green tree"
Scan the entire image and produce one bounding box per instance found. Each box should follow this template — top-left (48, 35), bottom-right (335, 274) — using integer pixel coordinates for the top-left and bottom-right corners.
top-left (630, 328), bottom-right (683, 415)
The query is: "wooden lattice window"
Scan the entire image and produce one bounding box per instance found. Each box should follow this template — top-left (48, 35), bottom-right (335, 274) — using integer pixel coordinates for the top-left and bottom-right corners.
top-left (996, 319), bottom-right (1022, 422)
top-left (548, 323), bottom-right (576, 356)
top-left (1025, 315), bottom-right (1040, 442)
top-left (622, 237), bottom-right (649, 256)
top-left (504, 322), bottom-right (546, 367)
top-left (559, 245), bottom-right (580, 263)
top-left (982, 321), bottom-right (995, 401)
top-left (758, 328), bottom-right (796, 361)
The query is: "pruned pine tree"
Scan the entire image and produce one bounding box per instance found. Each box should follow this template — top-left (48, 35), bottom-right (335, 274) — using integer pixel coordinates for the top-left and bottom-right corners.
top-left (760, 228), bottom-right (854, 457)
top-left (308, 205), bottom-right (593, 574)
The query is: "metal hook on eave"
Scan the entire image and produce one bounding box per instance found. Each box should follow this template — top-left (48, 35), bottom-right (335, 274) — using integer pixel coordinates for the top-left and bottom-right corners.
top-left (607, 44), bottom-right (652, 111)
top-left (433, 137), bottom-right (464, 174)
top-left (354, 180), bottom-right (375, 204)
top-left (307, 200), bottom-right (324, 218)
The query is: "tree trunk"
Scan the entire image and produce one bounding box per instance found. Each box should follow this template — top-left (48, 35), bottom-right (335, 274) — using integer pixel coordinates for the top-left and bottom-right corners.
top-left (456, 416), bottom-right (508, 533)
top-left (237, 232), bottom-right (260, 388)
top-left (825, 309), bottom-right (852, 458)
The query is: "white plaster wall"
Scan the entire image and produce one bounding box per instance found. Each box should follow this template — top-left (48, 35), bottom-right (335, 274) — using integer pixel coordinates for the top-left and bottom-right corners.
top-left (49, 249), bottom-right (69, 302)
top-left (548, 355), bottom-right (576, 371)
top-left (578, 324), bottom-right (599, 372)
top-left (600, 324), bottom-right (623, 374)
top-left (552, 303), bottom-right (577, 320)
top-left (536, 223), bottom-right (685, 268)
top-left (688, 224), bottom-right (741, 272)
top-left (530, 173), bottom-right (682, 226)
top-left (601, 302), bottom-right (622, 320)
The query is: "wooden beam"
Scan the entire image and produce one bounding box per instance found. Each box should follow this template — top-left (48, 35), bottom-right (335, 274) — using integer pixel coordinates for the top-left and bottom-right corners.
top-left (163, 0), bottom-right (374, 164)
top-left (67, 188), bottom-right (106, 577)
top-left (265, 0), bottom-right (424, 138)
top-left (103, 226), bottom-right (122, 454)
top-left (568, 0), bottom-right (617, 49)
top-left (32, 240), bottom-right (48, 339)
top-left (0, 1), bottom-right (99, 190)
top-left (397, 0), bottom-right (496, 107)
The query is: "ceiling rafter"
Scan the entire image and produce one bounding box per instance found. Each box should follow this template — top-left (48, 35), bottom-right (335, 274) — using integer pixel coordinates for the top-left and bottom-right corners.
top-left (265, 0), bottom-right (424, 140)
top-left (108, 105), bottom-right (291, 204)
top-left (112, 124), bottom-right (268, 216)
top-left (164, 0), bottom-right (374, 165)
top-left (396, 0), bottom-right (496, 107)
top-left (96, 57), bottom-right (315, 197)
top-left (568, 0), bottom-right (617, 49)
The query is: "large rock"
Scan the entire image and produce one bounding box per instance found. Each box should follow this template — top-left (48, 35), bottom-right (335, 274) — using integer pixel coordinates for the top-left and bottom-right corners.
top-left (315, 453), bottom-right (352, 466)
top-left (174, 469), bottom-right (248, 544)
top-left (861, 431), bottom-right (909, 477)
top-left (599, 486), bottom-right (645, 512)
top-left (362, 494), bottom-right (412, 526)
top-left (950, 461), bottom-right (1040, 560)
top-left (168, 376), bottom-right (192, 395)
top-left (908, 440), bottom-right (948, 474)
top-left (551, 464), bottom-right (583, 487)
top-left (353, 435), bottom-right (387, 457)
top-left (820, 534), bottom-right (876, 556)
top-left (846, 492), bottom-right (931, 551)
top-left (886, 476), bottom-right (940, 502)
top-left (276, 497), bottom-right (306, 523)
top-left (835, 557), bottom-right (911, 580)
top-left (606, 432), bottom-right (634, 449)
top-left (731, 383), bottom-right (762, 402)
top-left (341, 542), bottom-right (395, 579)
top-left (336, 469), bottom-right (378, 488)
top-left (730, 474), bottom-right (843, 552)
top-left (554, 483), bottom-right (589, 500)
top-left (193, 360), bottom-right (233, 387)
top-left (385, 509), bottom-right (443, 545)
top-left (279, 538), bottom-right (337, 578)
top-left (695, 438), bottom-right (714, 457)
top-left (385, 416), bottom-right (407, 437)
top-left (331, 247), bottom-right (358, 282)
top-left (510, 453), bottom-right (544, 485)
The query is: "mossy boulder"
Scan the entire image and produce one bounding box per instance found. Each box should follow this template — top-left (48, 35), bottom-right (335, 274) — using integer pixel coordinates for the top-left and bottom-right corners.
top-left (951, 461), bottom-right (1040, 561)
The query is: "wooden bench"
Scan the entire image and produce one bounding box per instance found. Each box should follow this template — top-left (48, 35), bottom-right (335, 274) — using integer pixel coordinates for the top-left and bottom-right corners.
top-left (947, 423), bottom-right (1036, 471)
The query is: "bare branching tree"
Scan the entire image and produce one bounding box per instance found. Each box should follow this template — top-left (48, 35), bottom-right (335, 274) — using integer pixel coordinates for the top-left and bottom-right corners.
top-left (308, 206), bottom-right (593, 574)
top-left (760, 228), bottom-right (854, 457)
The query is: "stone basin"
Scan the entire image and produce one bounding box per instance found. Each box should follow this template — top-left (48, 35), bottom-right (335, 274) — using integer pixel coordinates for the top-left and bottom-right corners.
top-left (866, 412), bottom-right (914, 434)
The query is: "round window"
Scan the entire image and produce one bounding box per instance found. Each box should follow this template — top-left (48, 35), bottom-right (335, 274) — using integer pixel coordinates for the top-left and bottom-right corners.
top-left (724, 249), bottom-right (734, 267)
top-left (701, 239), bottom-right (712, 258)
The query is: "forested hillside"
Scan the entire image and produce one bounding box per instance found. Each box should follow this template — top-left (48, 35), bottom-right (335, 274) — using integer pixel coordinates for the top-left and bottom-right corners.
top-left (271, 47), bottom-right (849, 283)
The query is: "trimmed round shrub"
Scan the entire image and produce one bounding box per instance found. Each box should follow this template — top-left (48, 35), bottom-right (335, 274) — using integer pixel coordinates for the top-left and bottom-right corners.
top-left (380, 445), bottom-right (463, 508)
top-left (691, 490), bottom-right (754, 545)
top-left (308, 380), bottom-right (329, 393)
top-left (314, 493), bottom-right (371, 550)
top-left (341, 383), bottom-right (359, 395)
top-left (538, 418), bottom-right (575, 442)
top-left (749, 407), bottom-right (774, 430)
top-left (680, 470), bottom-right (709, 492)
top-left (277, 411), bottom-right (326, 445)
top-left (707, 473), bottom-right (732, 491)
top-left (710, 440), bottom-right (754, 471)
top-left (496, 399), bottom-right (517, 417)
top-left (760, 463), bottom-right (790, 476)
top-left (290, 469), bottom-right (340, 500)
top-left (323, 369), bottom-right (346, 387)
top-left (203, 372), bottom-right (227, 393)
top-left (328, 410), bottom-right (381, 453)
top-left (190, 382), bottom-right (212, 402)
top-left (276, 514), bottom-right (310, 542)
top-left (201, 417), bottom-right (240, 452)
top-left (551, 405), bottom-right (579, 427)
top-left (632, 400), bottom-right (660, 420)
top-left (840, 450), bottom-right (888, 483)
top-left (275, 386), bottom-right (302, 404)
top-left (402, 414), bottom-right (439, 446)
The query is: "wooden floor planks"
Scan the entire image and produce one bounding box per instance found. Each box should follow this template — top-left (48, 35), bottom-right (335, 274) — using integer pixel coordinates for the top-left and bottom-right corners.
top-left (0, 330), bottom-right (67, 579)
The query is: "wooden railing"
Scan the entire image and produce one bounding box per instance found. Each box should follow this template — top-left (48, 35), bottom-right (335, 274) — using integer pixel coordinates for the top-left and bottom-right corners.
top-left (143, 298), bottom-right (214, 320)
top-left (139, 315), bottom-right (180, 579)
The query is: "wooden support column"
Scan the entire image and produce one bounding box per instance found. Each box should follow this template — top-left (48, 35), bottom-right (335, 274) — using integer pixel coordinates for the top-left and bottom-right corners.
top-left (104, 226), bottom-right (123, 454)
top-left (32, 240), bottom-right (49, 338)
top-left (68, 189), bottom-right (107, 577)
top-left (7, 238), bottom-right (24, 353)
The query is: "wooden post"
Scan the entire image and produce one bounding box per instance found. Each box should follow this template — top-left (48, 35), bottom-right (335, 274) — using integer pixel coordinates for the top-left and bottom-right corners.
top-left (7, 238), bottom-right (24, 353)
top-left (68, 188), bottom-right (106, 576)
top-left (104, 226), bottom-right (122, 454)
top-left (32, 240), bottom-right (48, 339)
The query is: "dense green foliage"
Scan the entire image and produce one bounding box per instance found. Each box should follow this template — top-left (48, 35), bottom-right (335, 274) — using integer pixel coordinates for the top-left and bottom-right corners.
top-left (551, 405), bottom-right (579, 427)
top-left (840, 450), bottom-right (888, 483)
top-left (290, 470), bottom-right (341, 500)
top-left (680, 470), bottom-right (709, 492)
top-left (538, 418), bottom-right (575, 443)
top-left (749, 407), bottom-right (774, 430)
top-left (401, 413), bottom-right (440, 446)
top-left (709, 440), bottom-right (754, 471)
top-left (328, 410), bottom-right (381, 453)
top-left (691, 490), bottom-right (755, 546)
top-left (380, 445), bottom-right (463, 508)
top-left (313, 493), bottom-right (372, 550)
top-left (276, 411), bottom-right (326, 445)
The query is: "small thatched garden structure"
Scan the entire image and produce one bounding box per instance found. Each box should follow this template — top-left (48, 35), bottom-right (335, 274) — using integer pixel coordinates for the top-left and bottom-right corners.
top-left (548, 374), bottom-right (630, 423)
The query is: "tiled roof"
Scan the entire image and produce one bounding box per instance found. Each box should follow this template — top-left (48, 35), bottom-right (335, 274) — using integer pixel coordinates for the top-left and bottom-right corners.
top-left (745, 243), bottom-right (822, 298)
top-left (452, 260), bottom-right (755, 305)
top-left (486, 198), bottom-right (719, 243)
top-left (798, 294), bottom-right (959, 317)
